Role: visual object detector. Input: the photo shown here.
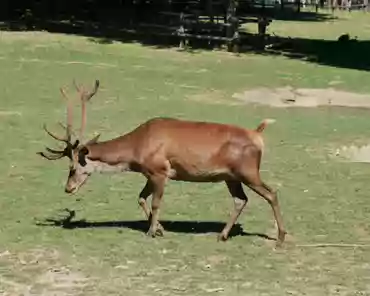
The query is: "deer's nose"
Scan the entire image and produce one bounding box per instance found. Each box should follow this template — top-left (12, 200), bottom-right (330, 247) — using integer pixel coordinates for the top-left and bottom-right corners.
top-left (65, 186), bottom-right (74, 194)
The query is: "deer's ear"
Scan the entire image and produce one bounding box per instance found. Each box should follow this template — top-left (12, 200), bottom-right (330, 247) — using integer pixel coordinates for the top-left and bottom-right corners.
top-left (78, 147), bottom-right (89, 167)
top-left (86, 134), bottom-right (100, 145)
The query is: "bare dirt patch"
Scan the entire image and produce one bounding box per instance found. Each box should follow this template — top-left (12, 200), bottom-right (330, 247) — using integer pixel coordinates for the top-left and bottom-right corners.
top-left (233, 86), bottom-right (370, 108)
top-left (232, 86), bottom-right (370, 163)
top-left (332, 144), bottom-right (370, 163)
top-left (188, 89), bottom-right (240, 105)
top-left (0, 248), bottom-right (89, 296)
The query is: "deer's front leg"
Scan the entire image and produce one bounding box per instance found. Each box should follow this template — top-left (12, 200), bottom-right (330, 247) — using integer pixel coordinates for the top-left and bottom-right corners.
top-left (146, 176), bottom-right (166, 238)
top-left (138, 180), bottom-right (164, 236)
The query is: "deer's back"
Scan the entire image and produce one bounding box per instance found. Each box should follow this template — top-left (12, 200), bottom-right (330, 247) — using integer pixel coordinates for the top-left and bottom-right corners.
top-left (131, 118), bottom-right (261, 182)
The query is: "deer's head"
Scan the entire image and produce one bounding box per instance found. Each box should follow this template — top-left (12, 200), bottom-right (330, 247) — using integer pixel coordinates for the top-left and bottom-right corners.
top-left (38, 80), bottom-right (100, 194)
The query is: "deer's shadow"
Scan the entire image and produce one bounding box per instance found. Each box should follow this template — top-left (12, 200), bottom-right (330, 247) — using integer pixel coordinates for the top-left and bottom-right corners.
top-left (36, 209), bottom-right (276, 241)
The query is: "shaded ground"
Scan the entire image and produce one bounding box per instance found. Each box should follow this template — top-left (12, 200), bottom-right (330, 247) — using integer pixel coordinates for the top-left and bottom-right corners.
top-left (35, 208), bottom-right (276, 241)
top-left (254, 35), bottom-right (370, 71)
top-left (0, 11), bottom-right (335, 52)
top-left (2, 5), bottom-right (370, 71)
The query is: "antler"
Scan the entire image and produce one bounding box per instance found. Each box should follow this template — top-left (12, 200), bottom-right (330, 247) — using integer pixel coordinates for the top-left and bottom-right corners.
top-left (43, 124), bottom-right (69, 143)
top-left (59, 87), bottom-right (74, 142)
top-left (38, 124), bottom-right (71, 161)
top-left (41, 84), bottom-right (75, 144)
top-left (37, 144), bottom-right (68, 160)
top-left (74, 80), bottom-right (100, 141)
top-left (39, 80), bottom-right (99, 161)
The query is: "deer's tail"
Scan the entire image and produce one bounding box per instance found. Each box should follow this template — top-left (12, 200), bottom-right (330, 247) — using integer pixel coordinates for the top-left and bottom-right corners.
top-left (255, 118), bottom-right (276, 133)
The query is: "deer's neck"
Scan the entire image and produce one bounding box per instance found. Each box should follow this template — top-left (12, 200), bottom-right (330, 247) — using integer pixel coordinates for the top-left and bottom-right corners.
top-left (87, 159), bottom-right (131, 174)
top-left (85, 135), bottom-right (137, 174)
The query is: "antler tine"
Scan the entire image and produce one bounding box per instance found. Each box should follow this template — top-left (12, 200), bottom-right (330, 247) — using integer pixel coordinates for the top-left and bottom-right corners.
top-left (37, 151), bottom-right (65, 161)
top-left (84, 80), bottom-right (100, 102)
top-left (79, 80), bottom-right (100, 141)
top-left (58, 122), bottom-right (77, 138)
top-left (43, 124), bottom-right (68, 143)
top-left (73, 79), bottom-right (83, 94)
top-left (45, 147), bottom-right (65, 154)
top-left (59, 87), bottom-right (73, 141)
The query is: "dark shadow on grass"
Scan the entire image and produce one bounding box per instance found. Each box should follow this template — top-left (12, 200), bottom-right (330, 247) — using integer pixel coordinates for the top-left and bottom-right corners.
top-left (2, 17), bottom-right (369, 71)
top-left (2, 4), bottom-right (364, 71)
top-left (237, 33), bottom-right (370, 71)
top-left (237, 7), bottom-right (337, 22)
top-left (0, 2), bottom-right (338, 56)
top-left (1, 0), bottom-right (363, 71)
top-left (0, 19), bottom-right (205, 54)
top-left (35, 208), bottom-right (276, 241)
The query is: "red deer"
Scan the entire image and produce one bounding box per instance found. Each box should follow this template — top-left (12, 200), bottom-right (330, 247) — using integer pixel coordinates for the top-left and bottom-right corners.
top-left (38, 80), bottom-right (287, 247)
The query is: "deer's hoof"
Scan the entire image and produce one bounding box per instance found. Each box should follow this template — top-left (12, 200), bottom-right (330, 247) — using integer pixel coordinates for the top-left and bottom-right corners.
top-left (217, 233), bottom-right (228, 242)
top-left (155, 226), bottom-right (164, 237)
top-left (157, 223), bottom-right (164, 233)
top-left (146, 225), bottom-right (164, 238)
top-left (146, 227), bottom-right (157, 238)
top-left (275, 230), bottom-right (287, 248)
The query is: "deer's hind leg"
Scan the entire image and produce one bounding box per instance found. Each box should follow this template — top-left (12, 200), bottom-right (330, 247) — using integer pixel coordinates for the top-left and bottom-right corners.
top-left (237, 147), bottom-right (287, 247)
top-left (247, 181), bottom-right (286, 247)
top-left (239, 169), bottom-right (287, 247)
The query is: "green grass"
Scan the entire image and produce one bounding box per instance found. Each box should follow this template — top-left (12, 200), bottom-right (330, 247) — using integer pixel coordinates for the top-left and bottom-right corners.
top-left (1, 11), bottom-right (370, 296)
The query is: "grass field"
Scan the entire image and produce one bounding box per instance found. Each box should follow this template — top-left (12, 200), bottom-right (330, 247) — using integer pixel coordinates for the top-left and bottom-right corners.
top-left (1, 10), bottom-right (370, 296)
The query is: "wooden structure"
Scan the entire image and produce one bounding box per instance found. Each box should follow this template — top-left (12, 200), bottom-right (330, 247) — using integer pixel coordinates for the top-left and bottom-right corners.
top-left (133, 0), bottom-right (304, 51)
top-left (134, 0), bottom-right (251, 51)
top-left (136, 0), bottom-right (242, 51)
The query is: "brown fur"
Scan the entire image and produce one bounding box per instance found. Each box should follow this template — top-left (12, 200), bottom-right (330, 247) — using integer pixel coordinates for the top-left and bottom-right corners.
top-left (87, 118), bottom-right (263, 180)
top-left (39, 80), bottom-right (286, 247)
top-left (81, 117), bottom-right (287, 247)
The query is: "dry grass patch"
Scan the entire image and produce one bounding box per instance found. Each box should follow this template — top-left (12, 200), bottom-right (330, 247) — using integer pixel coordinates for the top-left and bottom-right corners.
top-left (233, 86), bottom-right (370, 108)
